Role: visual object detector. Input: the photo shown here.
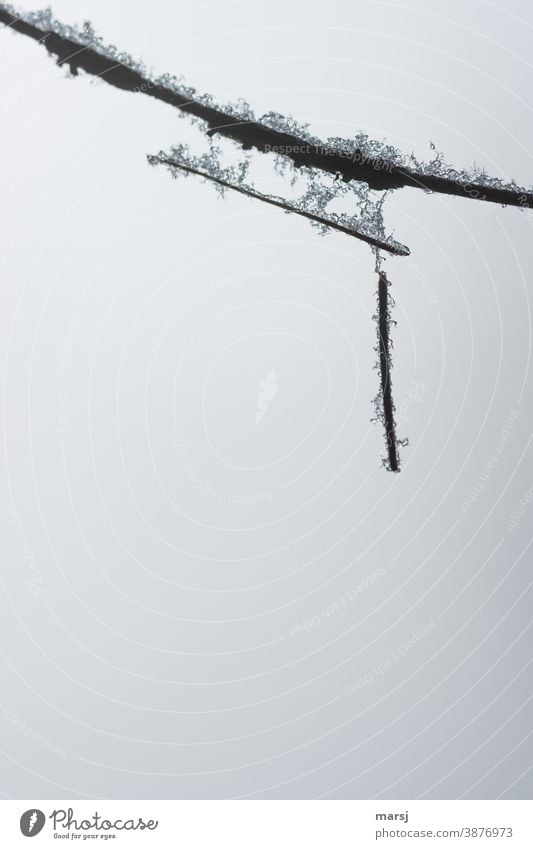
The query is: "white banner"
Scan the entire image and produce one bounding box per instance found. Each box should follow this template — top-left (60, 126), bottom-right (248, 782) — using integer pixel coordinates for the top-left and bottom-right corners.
top-left (0, 800), bottom-right (531, 848)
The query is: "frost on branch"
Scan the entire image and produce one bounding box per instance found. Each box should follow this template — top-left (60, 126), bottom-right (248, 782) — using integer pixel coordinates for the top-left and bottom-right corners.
top-left (1, 2), bottom-right (532, 209)
top-left (148, 135), bottom-right (409, 255)
top-left (3, 1), bottom-right (533, 472)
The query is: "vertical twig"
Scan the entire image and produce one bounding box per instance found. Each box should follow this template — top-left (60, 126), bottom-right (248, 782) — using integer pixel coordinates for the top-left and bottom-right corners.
top-left (378, 271), bottom-right (400, 472)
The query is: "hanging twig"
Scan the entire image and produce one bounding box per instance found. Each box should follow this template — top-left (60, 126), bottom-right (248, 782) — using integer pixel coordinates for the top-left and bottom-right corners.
top-left (377, 272), bottom-right (400, 472)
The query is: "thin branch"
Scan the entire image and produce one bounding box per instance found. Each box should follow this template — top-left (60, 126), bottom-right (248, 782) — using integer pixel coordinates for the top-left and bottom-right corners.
top-left (149, 154), bottom-right (410, 256)
top-left (377, 272), bottom-right (400, 472)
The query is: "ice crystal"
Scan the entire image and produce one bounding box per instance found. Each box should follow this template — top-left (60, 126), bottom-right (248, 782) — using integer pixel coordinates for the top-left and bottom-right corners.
top-left (3, 0), bottom-right (533, 473)
top-left (148, 135), bottom-right (409, 255)
top-left (1, 1), bottom-right (530, 207)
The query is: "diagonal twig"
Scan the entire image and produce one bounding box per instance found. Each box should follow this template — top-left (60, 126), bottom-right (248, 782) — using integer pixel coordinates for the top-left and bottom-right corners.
top-left (148, 153), bottom-right (409, 256)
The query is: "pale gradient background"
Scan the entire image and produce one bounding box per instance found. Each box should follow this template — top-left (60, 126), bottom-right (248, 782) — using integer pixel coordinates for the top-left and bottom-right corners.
top-left (0, 0), bottom-right (532, 799)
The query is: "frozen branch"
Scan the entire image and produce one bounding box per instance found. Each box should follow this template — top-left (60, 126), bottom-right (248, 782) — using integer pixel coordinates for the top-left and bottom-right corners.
top-left (1, 3), bottom-right (532, 209)
top-left (148, 146), bottom-right (409, 256)
top-left (375, 272), bottom-right (405, 473)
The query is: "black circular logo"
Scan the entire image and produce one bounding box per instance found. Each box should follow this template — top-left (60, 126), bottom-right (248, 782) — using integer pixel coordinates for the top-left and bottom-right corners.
top-left (20, 810), bottom-right (46, 837)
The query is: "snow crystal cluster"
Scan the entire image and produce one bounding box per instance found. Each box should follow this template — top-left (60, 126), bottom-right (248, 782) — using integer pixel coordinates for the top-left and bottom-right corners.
top-left (1, 2), bottom-right (527, 203)
top-left (147, 136), bottom-right (409, 255)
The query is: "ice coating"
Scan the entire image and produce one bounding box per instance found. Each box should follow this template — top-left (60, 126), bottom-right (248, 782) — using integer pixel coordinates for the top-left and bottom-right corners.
top-left (1, 2), bottom-right (531, 207)
top-left (3, 1), bottom-right (532, 473)
top-left (0, 0), bottom-right (402, 251)
top-left (147, 137), bottom-right (409, 255)
top-left (372, 272), bottom-right (409, 473)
